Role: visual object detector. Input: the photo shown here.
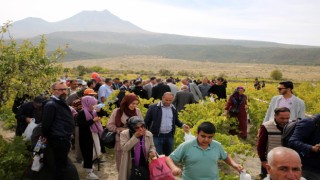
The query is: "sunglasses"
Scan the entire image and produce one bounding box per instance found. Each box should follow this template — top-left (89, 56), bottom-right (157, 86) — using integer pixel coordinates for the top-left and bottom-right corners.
top-left (277, 88), bottom-right (287, 91)
top-left (134, 125), bottom-right (145, 130)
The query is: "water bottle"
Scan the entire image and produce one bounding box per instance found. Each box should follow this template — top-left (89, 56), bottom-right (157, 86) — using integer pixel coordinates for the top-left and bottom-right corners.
top-left (240, 170), bottom-right (252, 180)
top-left (33, 139), bottom-right (42, 152)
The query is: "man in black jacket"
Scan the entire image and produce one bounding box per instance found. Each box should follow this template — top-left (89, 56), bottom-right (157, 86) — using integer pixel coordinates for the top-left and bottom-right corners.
top-left (145, 92), bottom-right (189, 156)
top-left (151, 78), bottom-right (171, 100)
top-left (42, 81), bottom-right (76, 179)
top-left (131, 81), bottom-right (148, 99)
top-left (15, 95), bottom-right (47, 136)
top-left (288, 114), bottom-right (320, 180)
top-left (208, 77), bottom-right (227, 100)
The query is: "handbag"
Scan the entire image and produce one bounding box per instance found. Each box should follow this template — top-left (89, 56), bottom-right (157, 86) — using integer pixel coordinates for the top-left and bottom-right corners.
top-left (130, 165), bottom-right (150, 180)
top-left (149, 153), bottom-right (175, 180)
top-left (229, 107), bottom-right (240, 114)
top-left (100, 128), bottom-right (116, 148)
top-left (130, 143), bottom-right (150, 180)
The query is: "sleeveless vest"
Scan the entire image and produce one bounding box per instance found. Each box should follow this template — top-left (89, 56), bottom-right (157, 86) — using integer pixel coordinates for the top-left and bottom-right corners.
top-left (263, 120), bottom-right (282, 153)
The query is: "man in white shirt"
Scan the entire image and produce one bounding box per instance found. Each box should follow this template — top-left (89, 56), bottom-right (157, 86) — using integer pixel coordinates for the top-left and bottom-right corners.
top-left (263, 81), bottom-right (305, 122)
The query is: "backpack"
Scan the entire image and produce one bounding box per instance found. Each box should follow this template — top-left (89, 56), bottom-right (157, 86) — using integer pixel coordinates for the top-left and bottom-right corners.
top-left (281, 119), bottom-right (298, 147)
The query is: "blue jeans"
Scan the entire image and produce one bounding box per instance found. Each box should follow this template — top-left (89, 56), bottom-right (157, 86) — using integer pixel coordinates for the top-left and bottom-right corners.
top-left (153, 133), bottom-right (174, 156)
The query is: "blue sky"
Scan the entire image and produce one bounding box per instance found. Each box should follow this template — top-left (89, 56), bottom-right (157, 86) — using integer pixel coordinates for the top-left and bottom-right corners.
top-left (1, 0), bottom-right (320, 46)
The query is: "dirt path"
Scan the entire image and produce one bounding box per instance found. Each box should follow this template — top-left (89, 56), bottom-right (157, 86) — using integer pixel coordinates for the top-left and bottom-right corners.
top-left (69, 148), bottom-right (118, 180)
top-left (0, 121), bottom-right (15, 140)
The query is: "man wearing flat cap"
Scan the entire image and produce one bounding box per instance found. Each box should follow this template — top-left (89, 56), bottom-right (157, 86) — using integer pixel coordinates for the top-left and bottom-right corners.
top-left (15, 95), bottom-right (47, 136)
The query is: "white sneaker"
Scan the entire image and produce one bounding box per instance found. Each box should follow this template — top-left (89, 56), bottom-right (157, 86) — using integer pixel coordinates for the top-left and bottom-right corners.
top-left (86, 172), bottom-right (99, 180)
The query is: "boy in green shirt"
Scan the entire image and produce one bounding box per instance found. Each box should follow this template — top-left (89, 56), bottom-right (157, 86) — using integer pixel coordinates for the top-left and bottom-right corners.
top-left (166, 122), bottom-right (243, 180)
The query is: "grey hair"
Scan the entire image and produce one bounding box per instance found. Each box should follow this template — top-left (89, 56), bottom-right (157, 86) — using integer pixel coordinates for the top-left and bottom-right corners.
top-left (267, 147), bottom-right (300, 167)
top-left (162, 92), bottom-right (174, 98)
top-left (51, 81), bottom-right (65, 90)
top-left (181, 85), bottom-right (189, 91)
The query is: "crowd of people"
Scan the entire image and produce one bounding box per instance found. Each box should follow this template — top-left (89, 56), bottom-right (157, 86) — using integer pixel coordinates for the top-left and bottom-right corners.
top-left (13, 72), bottom-right (319, 180)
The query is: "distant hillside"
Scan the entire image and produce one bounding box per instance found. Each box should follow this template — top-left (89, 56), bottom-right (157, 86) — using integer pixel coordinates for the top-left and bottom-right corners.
top-left (42, 31), bottom-right (310, 48)
top-left (6, 10), bottom-right (320, 65)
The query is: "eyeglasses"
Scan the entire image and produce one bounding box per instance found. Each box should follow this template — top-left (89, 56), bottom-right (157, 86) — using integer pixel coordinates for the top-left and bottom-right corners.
top-left (134, 125), bottom-right (145, 130)
top-left (54, 88), bottom-right (67, 91)
top-left (277, 88), bottom-right (287, 91)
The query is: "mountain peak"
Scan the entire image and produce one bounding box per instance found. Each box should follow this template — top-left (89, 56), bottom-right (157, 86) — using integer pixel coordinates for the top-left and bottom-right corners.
top-left (69, 9), bottom-right (117, 19)
top-left (10, 9), bottom-right (147, 38)
top-left (19, 17), bottom-right (47, 22)
top-left (61, 9), bottom-right (123, 25)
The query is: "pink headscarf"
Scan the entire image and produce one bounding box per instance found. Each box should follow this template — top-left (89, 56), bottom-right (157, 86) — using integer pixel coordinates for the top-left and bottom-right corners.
top-left (81, 96), bottom-right (103, 135)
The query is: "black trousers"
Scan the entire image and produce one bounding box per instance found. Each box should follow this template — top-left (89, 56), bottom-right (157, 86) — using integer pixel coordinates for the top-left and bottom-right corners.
top-left (48, 136), bottom-right (71, 180)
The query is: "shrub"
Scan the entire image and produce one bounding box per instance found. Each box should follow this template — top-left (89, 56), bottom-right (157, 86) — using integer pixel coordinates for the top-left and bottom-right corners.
top-left (270, 69), bottom-right (283, 80)
top-left (0, 136), bottom-right (31, 179)
top-left (158, 69), bottom-right (173, 76)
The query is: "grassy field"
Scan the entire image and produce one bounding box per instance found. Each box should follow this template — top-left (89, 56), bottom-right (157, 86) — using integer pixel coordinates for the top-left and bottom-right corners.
top-left (62, 56), bottom-right (320, 81)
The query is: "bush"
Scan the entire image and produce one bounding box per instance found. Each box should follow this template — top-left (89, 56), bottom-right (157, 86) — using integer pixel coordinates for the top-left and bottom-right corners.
top-left (177, 70), bottom-right (190, 76)
top-left (270, 69), bottom-right (283, 80)
top-left (76, 65), bottom-right (87, 76)
top-left (0, 136), bottom-right (31, 179)
top-left (158, 69), bottom-right (173, 76)
top-left (0, 98), bottom-right (16, 130)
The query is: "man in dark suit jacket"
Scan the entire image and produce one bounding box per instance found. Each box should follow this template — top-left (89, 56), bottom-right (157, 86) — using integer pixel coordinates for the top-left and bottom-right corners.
top-left (131, 81), bottom-right (148, 99)
top-left (151, 78), bottom-right (171, 100)
top-left (116, 80), bottom-right (130, 107)
top-left (112, 78), bottom-right (122, 90)
top-left (181, 78), bottom-right (203, 102)
top-left (143, 77), bottom-right (157, 99)
top-left (173, 85), bottom-right (196, 112)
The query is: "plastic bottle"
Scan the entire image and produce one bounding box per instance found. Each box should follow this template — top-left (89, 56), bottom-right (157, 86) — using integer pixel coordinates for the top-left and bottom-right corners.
top-left (34, 139), bottom-right (42, 152)
top-left (240, 170), bottom-right (252, 180)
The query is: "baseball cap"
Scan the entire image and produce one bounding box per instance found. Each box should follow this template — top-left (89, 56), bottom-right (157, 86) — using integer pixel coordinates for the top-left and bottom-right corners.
top-left (83, 88), bottom-right (97, 95)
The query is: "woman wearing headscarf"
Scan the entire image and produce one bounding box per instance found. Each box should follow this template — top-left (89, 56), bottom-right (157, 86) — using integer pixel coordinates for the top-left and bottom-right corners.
top-left (119, 116), bottom-right (156, 180)
top-left (77, 96), bottom-right (103, 180)
top-left (224, 86), bottom-right (248, 139)
top-left (107, 93), bottom-right (143, 171)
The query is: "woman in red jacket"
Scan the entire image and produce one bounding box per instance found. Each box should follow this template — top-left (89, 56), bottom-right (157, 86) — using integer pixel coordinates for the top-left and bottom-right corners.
top-left (224, 86), bottom-right (248, 139)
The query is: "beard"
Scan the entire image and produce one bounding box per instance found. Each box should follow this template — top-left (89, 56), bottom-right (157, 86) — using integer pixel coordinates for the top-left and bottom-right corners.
top-left (280, 89), bottom-right (288, 95)
top-left (59, 94), bottom-right (67, 101)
